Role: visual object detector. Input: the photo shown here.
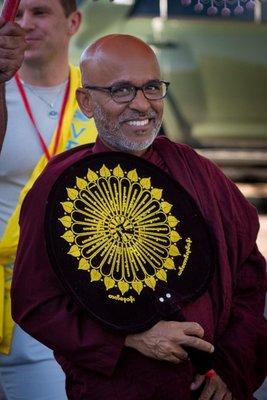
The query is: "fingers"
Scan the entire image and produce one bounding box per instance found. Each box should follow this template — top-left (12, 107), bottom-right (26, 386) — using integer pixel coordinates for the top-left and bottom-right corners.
top-left (190, 373), bottom-right (206, 390)
top-left (198, 374), bottom-right (233, 400)
top-left (180, 334), bottom-right (214, 353)
top-left (0, 21), bottom-right (26, 52)
top-left (183, 321), bottom-right (205, 338)
top-left (0, 35), bottom-right (26, 50)
top-left (153, 336), bottom-right (189, 363)
top-left (170, 347), bottom-right (189, 362)
top-left (168, 320), bottom-right (214, 353)
top-left (0, 47), bottom-right (25, 59)
top-left (0, 21), bottom-right (26, 82)
top-left (0, 52), bottom-right (23, 75)
top-left (0, 21), bottom-right (25, 37)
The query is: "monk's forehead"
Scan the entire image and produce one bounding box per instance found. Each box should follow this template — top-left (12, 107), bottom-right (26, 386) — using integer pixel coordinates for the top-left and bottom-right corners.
top-left (83, 37), bottom-right (160, 85)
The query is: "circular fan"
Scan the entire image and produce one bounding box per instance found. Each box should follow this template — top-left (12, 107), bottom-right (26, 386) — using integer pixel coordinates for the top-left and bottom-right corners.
top-left (45, 151), bottom-right (215, 333)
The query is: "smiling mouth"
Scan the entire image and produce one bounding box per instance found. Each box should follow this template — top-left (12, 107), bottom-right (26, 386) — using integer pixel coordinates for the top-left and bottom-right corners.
top-left (126, 119), bottom-right (150, 127)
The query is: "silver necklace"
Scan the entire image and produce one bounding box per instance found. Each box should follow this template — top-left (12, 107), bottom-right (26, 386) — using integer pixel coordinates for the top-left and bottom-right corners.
top-left (23, 83), bottom-right (65, 119)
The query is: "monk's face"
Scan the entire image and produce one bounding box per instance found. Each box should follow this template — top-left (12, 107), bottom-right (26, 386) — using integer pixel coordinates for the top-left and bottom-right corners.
top-left (79, 41), bottom-right (164, 156)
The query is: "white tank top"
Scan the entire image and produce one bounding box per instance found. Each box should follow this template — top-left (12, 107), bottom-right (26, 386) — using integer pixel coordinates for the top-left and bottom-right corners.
top-left (0, 77), bottom-right (67, 236)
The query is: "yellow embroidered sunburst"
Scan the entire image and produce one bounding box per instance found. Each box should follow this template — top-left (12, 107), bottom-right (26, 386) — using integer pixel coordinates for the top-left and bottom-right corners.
top-left (59, 164), bottom-right (183, 297)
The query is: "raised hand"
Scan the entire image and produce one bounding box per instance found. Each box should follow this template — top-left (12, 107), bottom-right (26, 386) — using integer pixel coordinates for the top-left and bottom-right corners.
top-left (0, 16), bottom-right (26, 83)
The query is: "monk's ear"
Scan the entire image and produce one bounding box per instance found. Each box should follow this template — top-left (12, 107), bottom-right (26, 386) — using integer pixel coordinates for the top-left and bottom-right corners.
top-left (76, 88), bottom-right (94, 119)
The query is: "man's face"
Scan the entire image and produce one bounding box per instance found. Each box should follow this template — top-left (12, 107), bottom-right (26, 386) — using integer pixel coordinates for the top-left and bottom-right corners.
top-left (15, 0), bottom-right (73, 65)
top-left (82, 50), bottom-right (164, 156)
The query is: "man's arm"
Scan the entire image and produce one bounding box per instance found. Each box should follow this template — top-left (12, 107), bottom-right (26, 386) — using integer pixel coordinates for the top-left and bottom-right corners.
top-left (203, 159), bottom-right (267, 400)
top-left (0, 16), bottom-right (26, 151)
top-left (213, 243), bottom-right (267, 400)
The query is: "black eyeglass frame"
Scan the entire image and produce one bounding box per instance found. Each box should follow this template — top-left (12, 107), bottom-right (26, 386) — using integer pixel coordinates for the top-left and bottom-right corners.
top-left (83, 80), bottom-right (170, 103)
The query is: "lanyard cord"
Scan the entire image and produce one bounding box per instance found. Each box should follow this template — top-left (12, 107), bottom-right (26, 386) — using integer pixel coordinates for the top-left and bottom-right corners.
top-left (15, 73), bottom-right (71, 161)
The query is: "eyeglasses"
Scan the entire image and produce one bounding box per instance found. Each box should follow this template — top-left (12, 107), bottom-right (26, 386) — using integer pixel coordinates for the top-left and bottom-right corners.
top-left (83, 80), bottom-right (170, 104)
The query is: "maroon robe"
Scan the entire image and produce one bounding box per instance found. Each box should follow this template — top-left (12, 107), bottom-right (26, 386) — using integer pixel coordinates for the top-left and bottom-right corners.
top-left (11, 137), bottom-right (267, 400)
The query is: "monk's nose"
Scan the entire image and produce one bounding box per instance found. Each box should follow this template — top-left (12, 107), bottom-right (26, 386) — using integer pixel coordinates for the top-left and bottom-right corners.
top-left (128, 88), bottom-right (151, 113)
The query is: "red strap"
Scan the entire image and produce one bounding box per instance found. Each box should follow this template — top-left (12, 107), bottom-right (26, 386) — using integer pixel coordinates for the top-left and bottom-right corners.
top-left (1, 0), bottom-right (20, 21)
top-left (15, 74), bottom-right (70, 161)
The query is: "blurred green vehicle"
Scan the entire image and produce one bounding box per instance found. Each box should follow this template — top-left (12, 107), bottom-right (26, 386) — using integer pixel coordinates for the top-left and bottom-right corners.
top-left (74, 0), bottom-right (267, 150)
top-left (72, 0), bottom-right (267, 212)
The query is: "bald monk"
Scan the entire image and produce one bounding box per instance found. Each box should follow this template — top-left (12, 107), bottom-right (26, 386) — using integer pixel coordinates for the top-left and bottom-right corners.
top-left (11, 34), bottom-right (267, 400)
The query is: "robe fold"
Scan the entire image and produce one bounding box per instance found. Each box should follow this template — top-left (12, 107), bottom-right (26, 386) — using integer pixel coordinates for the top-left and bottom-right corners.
top-left (11, 136), bottom-right (267, 400)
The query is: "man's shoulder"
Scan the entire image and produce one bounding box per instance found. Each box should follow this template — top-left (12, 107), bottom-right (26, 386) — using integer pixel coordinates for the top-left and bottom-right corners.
top-left (154, 135), bottom-right (208, 166)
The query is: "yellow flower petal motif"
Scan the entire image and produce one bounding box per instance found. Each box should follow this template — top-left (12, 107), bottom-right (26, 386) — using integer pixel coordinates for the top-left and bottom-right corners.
top-left (76, 177), bottom-right (87, 190)
top-left (59, 216), bottom-right (72, 228)
top-left (78, 258), bottom-right (89, 270)
top-left (140, 177), bottom-right (151, 189)
top-left (100, 165), bottom-right (111, 178)
top-left (156, 269), bottom-right (167, 281)
top-left (68, 245), bottom-right (80, 257)
top-left (151, 188), bottom-right (163, 200)
top-left (61, 201), bottom-right (73, 213)
top-left (145, 276), bottom-right (156, 290)
top-left (169, 245), bottom-right (180, 257)
top-left (87, 169), bottom-right (98, 182)
top-left (61, 231), bottom-right (74, 243)
top-left (164, 258), bottom-right (175, 269)
top-left (170, 231), bottom-right (181, 242)
top-left (104, 277), bottom-right (115, 290)
top-left (132, 280), bottom-right (143, 295)
top-left (168, 215), bottom-right (179, 227)
top-left (113, 165), bottom-right (124, 177)
top-left (66, 188), bottom-right (78, 200)
top-left (59, 164), bottom-right (189, 299)
top-left (127, 169), bottom-right (138, 182)
top-left (90, 270), bottom-right (101, 282)
top-left (118, 281), bottom-right (129, 295)
top-left (161, 201), bottom-right (172, 213)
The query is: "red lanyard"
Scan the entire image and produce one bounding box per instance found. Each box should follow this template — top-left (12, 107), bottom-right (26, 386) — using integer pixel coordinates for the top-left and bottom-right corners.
top-left (15, 73), bottom-right (70, 161)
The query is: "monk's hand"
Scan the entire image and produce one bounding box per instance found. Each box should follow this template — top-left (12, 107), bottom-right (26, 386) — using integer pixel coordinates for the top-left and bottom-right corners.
top-left (125, 320), bottom-right (214, 364)
top-left (191, 372), bottom-right (235, 400)
top-left (0, 17), bottom-right (26, 83)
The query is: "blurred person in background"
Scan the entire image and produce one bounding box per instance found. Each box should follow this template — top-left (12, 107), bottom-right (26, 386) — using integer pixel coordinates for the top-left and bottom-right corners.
top-left (0, 1), bottom-right (97, 399)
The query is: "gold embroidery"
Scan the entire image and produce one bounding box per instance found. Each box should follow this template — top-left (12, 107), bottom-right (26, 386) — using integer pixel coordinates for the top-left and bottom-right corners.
top-left (108, 294), bottom-right (135, 303)
top-left (178, 238), bottom-right (192, 276)
top-left (59, 164), bottom-right (190, 298)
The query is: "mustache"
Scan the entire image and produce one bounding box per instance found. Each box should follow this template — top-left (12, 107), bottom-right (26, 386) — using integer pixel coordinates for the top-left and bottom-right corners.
top-left (119, 110), bottom-right (158, 123)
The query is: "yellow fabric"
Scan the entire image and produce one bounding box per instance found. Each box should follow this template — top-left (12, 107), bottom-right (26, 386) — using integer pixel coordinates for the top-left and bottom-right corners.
top-left (0, 65), bottom-right (97, 354)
